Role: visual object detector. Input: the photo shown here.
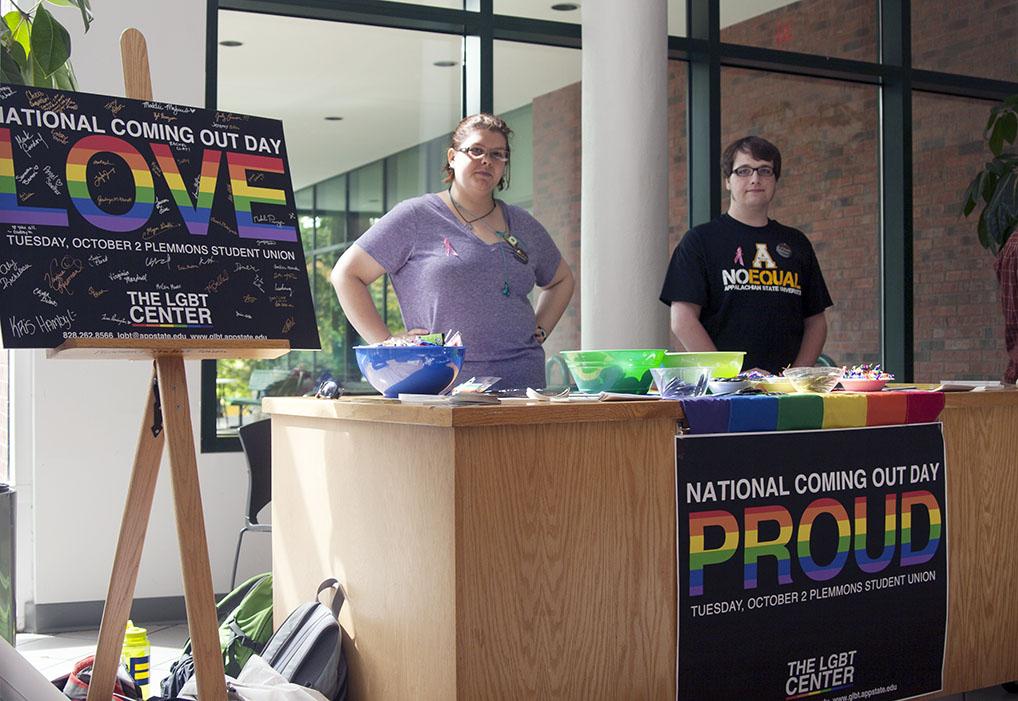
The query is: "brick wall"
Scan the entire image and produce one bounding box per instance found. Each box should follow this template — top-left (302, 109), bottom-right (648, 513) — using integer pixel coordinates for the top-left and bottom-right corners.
top-left (530, 0), bottom-right (1016, 381)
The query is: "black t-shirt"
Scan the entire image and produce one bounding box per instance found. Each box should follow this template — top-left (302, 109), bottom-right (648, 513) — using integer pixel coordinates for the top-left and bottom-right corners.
top-left (659, 214), bottom-right (833, 374)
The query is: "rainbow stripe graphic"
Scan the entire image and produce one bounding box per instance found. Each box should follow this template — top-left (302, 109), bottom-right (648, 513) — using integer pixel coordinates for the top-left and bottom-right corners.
top-left (853, 494), bottom-right (897, 573)
top-left (151, 144), bottom-right (220, 235)
top-left (0, 128), bottom-right (69, 227)
top-left (797, 498), bottom-right (851, 581)
top-left (744, 505), bottom-right (793, 589)
top-left (786, 683), bottom-right (854, 699)
top-left (67, 135), bottom-right (154, 232)
top-left (688, 510), bottom-right (739, 596)
top-left (900, 490), bottom-right (941, 567)
top-left (227, 152), bottom-right (297, 242)
top-left (132, 323), bottom-right (214, 329)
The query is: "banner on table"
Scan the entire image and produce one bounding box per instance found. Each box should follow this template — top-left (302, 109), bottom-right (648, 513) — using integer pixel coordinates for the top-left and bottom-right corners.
top-left (677, 423), bottom-right (947, 701)
top-left (0, 84), bottom-right (319, 349)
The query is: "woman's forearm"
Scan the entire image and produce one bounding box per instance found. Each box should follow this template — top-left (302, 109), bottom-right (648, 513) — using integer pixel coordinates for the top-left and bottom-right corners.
top-left (534, 260), bottom-right (575, 340)
top-left (331, 250), bottom-right (391, 344)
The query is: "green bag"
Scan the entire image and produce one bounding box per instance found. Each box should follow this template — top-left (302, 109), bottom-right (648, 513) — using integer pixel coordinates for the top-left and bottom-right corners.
top-left (218, 572), bottom-right (274, 675)
top-left (159, 572), bottom-right (274, 697)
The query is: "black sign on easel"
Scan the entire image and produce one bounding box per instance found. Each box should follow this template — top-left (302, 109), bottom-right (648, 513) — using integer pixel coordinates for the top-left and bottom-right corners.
top-left (0, 82), bottom-right (319, 351)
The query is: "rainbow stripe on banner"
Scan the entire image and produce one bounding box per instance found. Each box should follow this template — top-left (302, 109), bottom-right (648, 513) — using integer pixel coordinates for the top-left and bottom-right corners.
top-left (853, 494), bottom-right (897, 573)
top-left (227, 152), bottom-right (297, 241)
top-left (151, 144), bottom-right (220, 235)
top-left (132, 323), bottom-right (214, 329)
top-left (786, 682), bottom-right (854, 699)
top-left (901, 491), bottom-right (942, 566)
top-left (744, 505), bottom-right (793, 588)
top-left (797, 498), bottom-right (851, 581)
top-left (67, 135), bottom-right (154, 232)
top-left (688, 510), bottom-right (739, 596)
top-left (0, 128), bottom-right (69, 227)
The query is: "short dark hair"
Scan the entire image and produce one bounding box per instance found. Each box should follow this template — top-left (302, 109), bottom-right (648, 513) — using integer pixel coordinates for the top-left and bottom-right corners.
top-left (442, 113), bottom-right (513, 191)
top-left (721, 136), bottom-right (782, 180)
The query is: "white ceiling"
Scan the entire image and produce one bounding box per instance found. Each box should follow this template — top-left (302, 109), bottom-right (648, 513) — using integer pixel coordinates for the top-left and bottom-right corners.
top-left (218, 1), bottom-right (799, 191)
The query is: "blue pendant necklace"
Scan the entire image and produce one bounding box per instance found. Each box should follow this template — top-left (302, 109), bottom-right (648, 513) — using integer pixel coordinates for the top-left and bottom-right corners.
top-left (449, 189), bottom-right (516, 297)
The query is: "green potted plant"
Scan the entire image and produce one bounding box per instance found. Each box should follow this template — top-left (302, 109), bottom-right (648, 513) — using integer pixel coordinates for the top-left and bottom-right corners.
top-left (0, 0), bottom-right (92, 90)
top-left (962, 94), bottom-right (1018, 383)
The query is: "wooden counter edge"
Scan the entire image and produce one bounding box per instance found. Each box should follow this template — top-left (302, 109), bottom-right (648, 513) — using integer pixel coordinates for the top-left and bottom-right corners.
top-left (262, 396), bottom-right (684, 426)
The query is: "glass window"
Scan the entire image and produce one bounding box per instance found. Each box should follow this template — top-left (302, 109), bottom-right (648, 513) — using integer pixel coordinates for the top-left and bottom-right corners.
top-left (494, 40), bottom-right (581, 358)
top-left (315, 175), bottom-right (347, 248)
top-left (913, 92), bottom-right (1005, 381)
top-left (912, 0), bottom-right (1017, 82)
top-left (719, 0), bottom-right (877, 61)
top-left (721, 68), bottom-right (880, 369)
top-left (212, 11), bottom-right (461, 438)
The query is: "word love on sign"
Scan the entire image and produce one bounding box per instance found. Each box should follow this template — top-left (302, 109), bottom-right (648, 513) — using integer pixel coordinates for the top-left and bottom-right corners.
top-left (0, 84), bottom-right (319, 350)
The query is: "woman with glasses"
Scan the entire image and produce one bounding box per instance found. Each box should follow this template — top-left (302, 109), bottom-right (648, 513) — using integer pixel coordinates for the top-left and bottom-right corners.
top-left (331, 113), bottom-right (574, 390)
top-left (659, 135), bottom-right (833, 375)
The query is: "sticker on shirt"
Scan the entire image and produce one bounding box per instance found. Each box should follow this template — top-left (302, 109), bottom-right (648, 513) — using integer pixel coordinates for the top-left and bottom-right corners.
top-left (734, 246), bottom-right (745, 266)
top-left (443, 237), bottom-right (460, 257)
top-left (721, 243), bottom-right (801, 295)
top-left (498, 231), bottom-right (528, 264)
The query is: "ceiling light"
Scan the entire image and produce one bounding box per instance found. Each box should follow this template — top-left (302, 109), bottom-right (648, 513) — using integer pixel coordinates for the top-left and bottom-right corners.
top-left (324, 116), bottom-right (344, 121)
top-left (433, 60), bottom-right (458, 68)
top-left (550, 2), bottom-right (579, 10)
top-left (219, 40), bottom-right (243, 47)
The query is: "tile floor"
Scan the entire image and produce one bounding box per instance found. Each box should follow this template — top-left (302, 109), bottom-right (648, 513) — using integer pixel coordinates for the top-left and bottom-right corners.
top-left (15, 622), bottom-right (189, 695)
top-left (12, 626), bottom-right (1018, 700)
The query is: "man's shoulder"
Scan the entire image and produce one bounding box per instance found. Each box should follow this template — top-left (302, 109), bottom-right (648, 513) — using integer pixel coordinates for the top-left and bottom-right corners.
top-left (765, 218), bottom-right (810, 240)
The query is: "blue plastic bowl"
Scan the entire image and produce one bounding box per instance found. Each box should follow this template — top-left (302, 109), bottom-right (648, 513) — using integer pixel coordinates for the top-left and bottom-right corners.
top-left (354, 345), bottom-right (466, 398)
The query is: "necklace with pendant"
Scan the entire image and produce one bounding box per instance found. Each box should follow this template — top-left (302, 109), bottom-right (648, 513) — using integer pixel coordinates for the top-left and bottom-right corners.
top-left (448, 188), bottom-right (496, 231)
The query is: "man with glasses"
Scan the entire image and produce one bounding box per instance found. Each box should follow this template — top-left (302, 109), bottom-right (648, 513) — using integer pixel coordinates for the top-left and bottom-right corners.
top-left (660, 136), bottom-right (832, 374)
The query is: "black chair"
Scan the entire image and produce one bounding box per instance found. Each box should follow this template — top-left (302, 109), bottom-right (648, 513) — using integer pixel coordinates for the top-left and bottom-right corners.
top-left (231, 418), bottom-right (272, 589)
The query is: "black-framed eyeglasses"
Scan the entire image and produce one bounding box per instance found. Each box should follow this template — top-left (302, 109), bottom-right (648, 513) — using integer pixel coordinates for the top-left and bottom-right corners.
top-left (732, 165), bottom-right (775, 178)
top-left (457, 145), bottom-right (510, 162)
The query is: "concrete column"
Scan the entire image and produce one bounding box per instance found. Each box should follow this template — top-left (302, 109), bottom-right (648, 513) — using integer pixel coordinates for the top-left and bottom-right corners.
top-left (580, 0), bottom-right (670, 349)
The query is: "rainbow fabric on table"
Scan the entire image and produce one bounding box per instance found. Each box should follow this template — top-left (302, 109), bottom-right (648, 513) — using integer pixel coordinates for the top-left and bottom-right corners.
top-left (679, 391), bottom-right (946, 434)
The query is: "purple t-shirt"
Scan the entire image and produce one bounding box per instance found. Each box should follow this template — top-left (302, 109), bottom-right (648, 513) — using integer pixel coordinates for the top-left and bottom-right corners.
top-left (356, 192), bottom-right (562, 390)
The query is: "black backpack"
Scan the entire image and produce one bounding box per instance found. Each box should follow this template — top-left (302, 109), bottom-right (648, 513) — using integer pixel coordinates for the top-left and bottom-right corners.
top-left (262, 578), bottom-right (349, 701)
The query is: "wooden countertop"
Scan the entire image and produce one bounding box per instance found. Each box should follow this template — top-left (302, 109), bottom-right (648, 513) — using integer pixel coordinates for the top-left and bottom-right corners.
top-left (263, 388), bottom-right (1018, 428)
top-left (262, 395), bottom-right (683, 427)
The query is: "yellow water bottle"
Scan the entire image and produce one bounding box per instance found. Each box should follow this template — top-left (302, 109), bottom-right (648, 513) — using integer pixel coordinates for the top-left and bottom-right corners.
top-left (122, 620), bottom-right (151, 699)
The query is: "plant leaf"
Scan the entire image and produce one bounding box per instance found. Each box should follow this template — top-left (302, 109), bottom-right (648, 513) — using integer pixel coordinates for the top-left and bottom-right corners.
top-left (982, 170), bottom-right (999, 203)
top-left (51, 61), bottom-right (74, 90)
top-left (44, 0), bottom-right (75, 6)
top-left (29, 54), bottom-right (54, 88)
top-left (67, 0), bottom-right (92, 33)
top-left (1, 43), bottom-right (25, 84)
top-left (962, 175), bottom-right (980, 217)
top-left (29, 4), bottom-right (71, 79)
top-left (984, 170), bottom-right (1018, 251)
top-left (977, 211), bottom-right (994, 253)
top-left (4, 10), bottom-right (31, 58)
top-left (1000, 112), bottom-right (1018, 147)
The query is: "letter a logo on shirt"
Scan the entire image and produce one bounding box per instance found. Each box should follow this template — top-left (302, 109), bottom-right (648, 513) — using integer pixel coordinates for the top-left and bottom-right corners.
top-left (751, 243), bottom-right (777, 269)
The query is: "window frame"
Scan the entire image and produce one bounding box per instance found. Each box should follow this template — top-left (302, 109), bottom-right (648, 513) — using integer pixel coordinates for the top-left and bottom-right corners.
top-left (201, 0), bottom-right (1018, 452)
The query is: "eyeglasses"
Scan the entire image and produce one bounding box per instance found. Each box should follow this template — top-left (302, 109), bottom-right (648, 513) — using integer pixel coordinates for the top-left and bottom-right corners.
top-left (732, 165), bottom-right (775, 178)
top-left (457, 145), bottom-right (510, 162)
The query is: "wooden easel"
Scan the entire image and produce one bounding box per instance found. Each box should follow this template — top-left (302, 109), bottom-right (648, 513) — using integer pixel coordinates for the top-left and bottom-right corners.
top-left (52, 30), bottom-right (291, 701)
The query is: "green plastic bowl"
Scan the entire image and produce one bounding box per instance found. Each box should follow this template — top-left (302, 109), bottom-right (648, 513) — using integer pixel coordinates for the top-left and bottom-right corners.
top-left (662, 351), bottom-right (746, 379)
top-left (560, 349), bottom-right (666, 394)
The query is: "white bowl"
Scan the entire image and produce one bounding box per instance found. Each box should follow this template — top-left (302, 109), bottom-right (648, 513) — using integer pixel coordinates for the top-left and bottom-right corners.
top-left (709, 379), bottom-right (749, 395)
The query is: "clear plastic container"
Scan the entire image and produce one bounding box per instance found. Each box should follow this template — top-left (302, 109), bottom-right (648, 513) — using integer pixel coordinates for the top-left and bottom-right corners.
top-left (651, 366), bottom-right (712, 398)
top-left (782, 366), bottom-right (844, 393)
